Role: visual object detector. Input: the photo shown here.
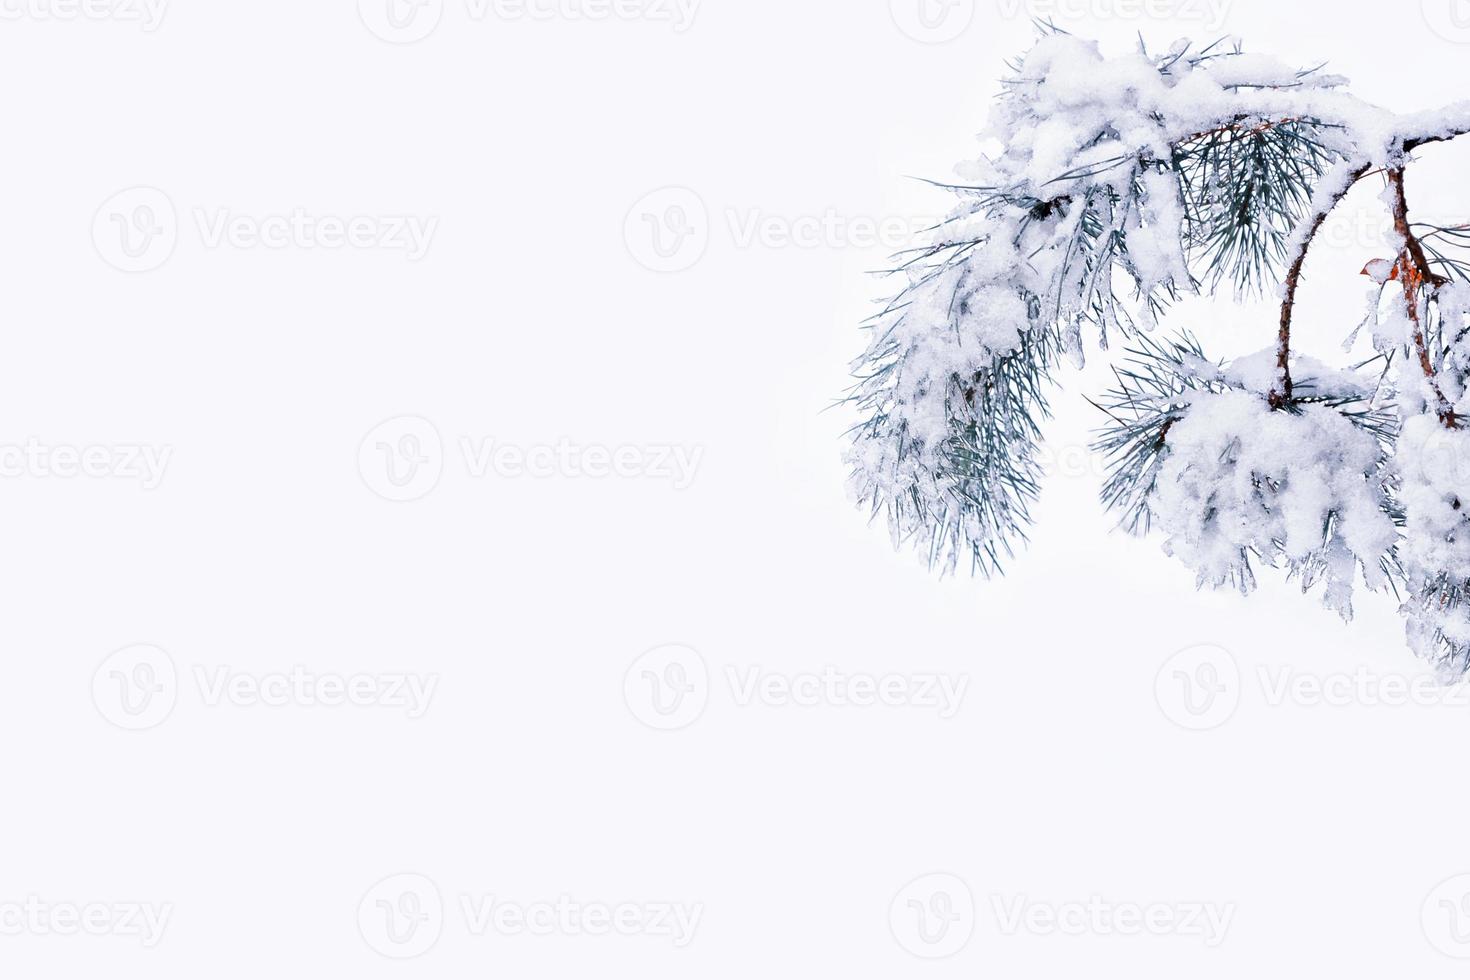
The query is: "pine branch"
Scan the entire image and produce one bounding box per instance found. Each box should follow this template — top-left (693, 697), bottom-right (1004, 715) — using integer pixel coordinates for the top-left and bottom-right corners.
top-left (1269, 162), bottom-right (1373, 407)
top-left (846, 33), bottom-right (1470, 666)
top-left (1387, 167), bottom-right (1457, 427)
top-left (1263, 122), bottom-right (1470, 409)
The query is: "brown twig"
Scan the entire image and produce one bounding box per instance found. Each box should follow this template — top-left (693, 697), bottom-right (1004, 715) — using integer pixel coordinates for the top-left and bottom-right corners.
top-left (1182, 115), bottom-right (1307, 144)
top-left (1269, 162), bottom-right (1374, 409)
top-left (1266, 120), bottom-right (1470, 411)
top-left (1386, 167), bottom-right (1456, 427)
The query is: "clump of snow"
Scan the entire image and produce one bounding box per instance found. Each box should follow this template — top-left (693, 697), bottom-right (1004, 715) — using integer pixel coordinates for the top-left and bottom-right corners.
top-left (1438, 283), bottom-right (1470, 416)
top-left (1148, 373), bottom-right (1395, 618)
top-left (1397, 417), bottom-right (1470, 674)
top-left (1221, 349), bottom-right (1376, 401)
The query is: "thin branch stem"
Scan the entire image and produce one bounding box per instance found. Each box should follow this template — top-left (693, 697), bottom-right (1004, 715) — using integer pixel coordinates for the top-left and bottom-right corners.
top-left (1270, 162), bottom-right (1372, 408)
top-left (1387, 167), bottom-right (1457, 427)
top-left (1266, 119), bottom-right (1470, 410)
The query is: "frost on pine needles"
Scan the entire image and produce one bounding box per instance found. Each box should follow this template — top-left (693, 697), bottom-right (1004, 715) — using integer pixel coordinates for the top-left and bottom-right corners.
top-left (844, 29), bottom-right (1470, 674)
top-left (1095, 337), bottom-right (1397, 618)
top-left (1398, 418), bottom-right (1470, 674)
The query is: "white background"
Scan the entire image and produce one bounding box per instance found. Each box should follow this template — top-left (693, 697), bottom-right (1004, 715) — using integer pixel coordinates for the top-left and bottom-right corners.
top-left (4, 0), bottom-right (1470, 975)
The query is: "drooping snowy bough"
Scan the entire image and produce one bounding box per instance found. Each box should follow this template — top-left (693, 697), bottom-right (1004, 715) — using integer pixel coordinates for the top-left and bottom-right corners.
top-left (844, 32), bottom-right (1470, 674)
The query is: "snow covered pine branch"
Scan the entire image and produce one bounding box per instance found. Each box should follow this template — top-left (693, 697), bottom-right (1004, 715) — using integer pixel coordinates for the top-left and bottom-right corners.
top-left (844, 32), bottom-right (1470, 675)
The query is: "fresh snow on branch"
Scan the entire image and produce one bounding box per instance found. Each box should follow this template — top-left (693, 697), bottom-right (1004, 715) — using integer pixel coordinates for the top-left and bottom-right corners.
top-left (845, 29), bottom-right (1470, 675)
